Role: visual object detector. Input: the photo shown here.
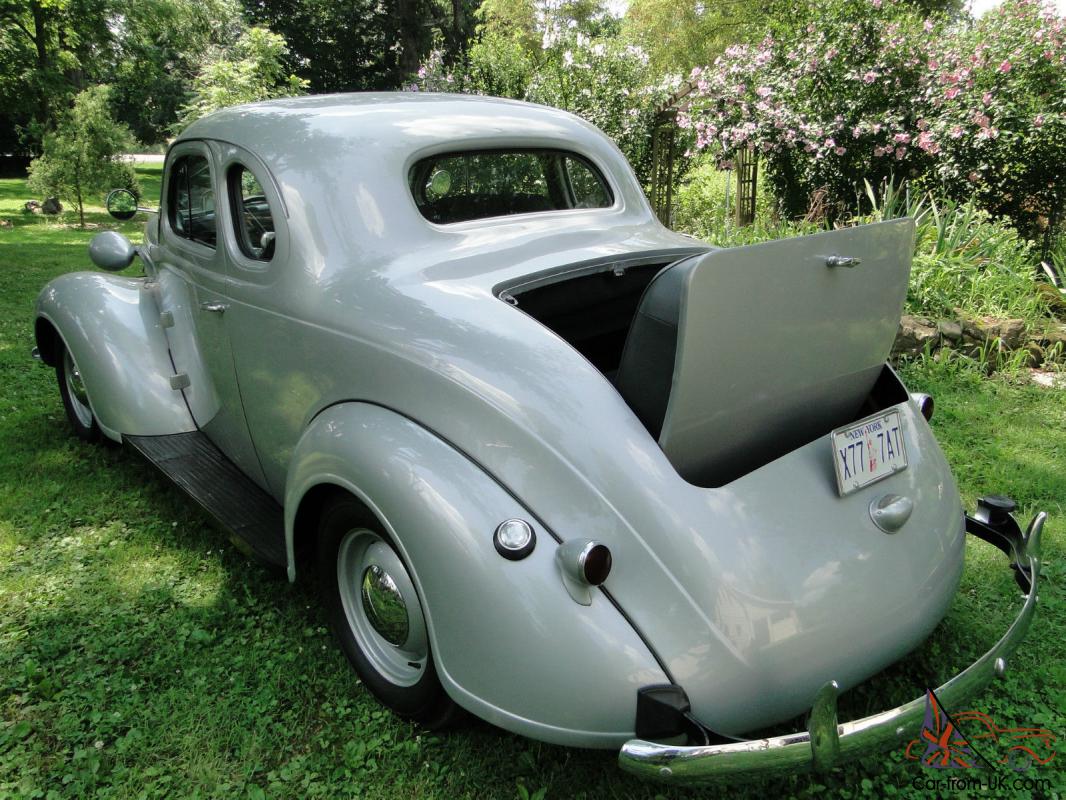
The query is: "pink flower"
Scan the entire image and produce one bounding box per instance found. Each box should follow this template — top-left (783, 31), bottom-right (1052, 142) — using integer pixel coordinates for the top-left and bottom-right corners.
top-left (973, 112), bottom-right (990, 128)
top-left (893, 132), bottom-right (911, 144)
top-left (982, 92), bottom-right (992, 105)
top-left (924, 19), bottom-right (934, 32)
top-left (871, 0), bottom-right (882, 7)
top-left (1034, 114), bottom-right (1045, 128)
top-left (998, 60), bottom-right (1011, 73)
top-left (916, 131), bottom-right (940, 154)
top-left (834, 146), bottom-right (847, 156)
top-left (895, 147), bottom-right (906, 159)
top-left (949, 125), bottom-right (964, 138)
top-left (825, 137), bottom-right (836, 147)
top-left (863, 71), bottom-right (878, 84)
top-left (756, 86), bottom-right (773, 98)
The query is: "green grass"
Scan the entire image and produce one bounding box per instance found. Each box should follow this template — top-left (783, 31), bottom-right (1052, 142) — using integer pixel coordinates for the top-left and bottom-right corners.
top-left (0, 170), bottom-right (1064, 799)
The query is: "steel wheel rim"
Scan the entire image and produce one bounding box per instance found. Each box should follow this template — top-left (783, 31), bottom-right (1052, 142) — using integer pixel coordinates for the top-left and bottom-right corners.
top-left (63, 349), bottom-right (93, 428)
top-left (337, 528), bottom-right (428, 687)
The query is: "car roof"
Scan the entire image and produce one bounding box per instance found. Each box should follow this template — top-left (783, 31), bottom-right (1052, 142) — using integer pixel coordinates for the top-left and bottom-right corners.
top-left (177, 92), bottom-right (607, 165)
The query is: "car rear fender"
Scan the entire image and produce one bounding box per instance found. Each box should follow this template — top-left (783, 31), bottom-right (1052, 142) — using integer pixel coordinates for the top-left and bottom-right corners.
top-left (284, 401), bottom-right (668, 747)
top-left (35, 272), bottom-right (196, 441)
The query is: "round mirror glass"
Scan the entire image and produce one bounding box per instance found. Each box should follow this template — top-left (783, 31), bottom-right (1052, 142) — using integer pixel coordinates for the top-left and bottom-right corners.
top-left (105, 188), bottom-right (138, 221)
top-left (425, 169), bottom-right (452, 201)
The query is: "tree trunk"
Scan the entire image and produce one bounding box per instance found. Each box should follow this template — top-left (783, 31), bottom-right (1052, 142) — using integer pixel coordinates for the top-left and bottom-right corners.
top-left (451, 0), bottom-right (464, 55)
top-left (29, 0), bottom-right (51, 132)
top-left (394, 0), bottom-right (422, 78)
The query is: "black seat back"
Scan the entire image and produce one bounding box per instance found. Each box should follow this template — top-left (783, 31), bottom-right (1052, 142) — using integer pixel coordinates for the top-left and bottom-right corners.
top-left (613, 257), bottom-right (696, 438)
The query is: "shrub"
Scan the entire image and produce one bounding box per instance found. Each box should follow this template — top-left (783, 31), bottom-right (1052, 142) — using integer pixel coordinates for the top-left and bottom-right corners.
top-left (409, 31), bottom-right (687, 185)
top-left (681, 0), bottom-right (1065, 238)
top-left (27, 86), bottom-right (140, 229)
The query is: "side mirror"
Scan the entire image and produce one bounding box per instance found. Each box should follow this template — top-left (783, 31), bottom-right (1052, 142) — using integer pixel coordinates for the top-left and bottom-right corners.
top-left (105, 188), bottom-right (139, 221)
top-left (89, 231), bottom-right (137, 271)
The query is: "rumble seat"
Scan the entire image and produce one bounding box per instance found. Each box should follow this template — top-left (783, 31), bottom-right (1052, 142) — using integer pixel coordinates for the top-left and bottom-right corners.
top-left (613, 257), bottom-right (693, 439)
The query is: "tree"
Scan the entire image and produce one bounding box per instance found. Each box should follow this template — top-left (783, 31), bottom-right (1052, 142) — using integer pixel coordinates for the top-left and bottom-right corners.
top-left (622, 0), bottom-right (769, 78)
top-left (0, 0), bottom-right (117, 151)
top-left (108, 0), bottom-right (247, 144)
top-left (27, 85), bottom-right (140, 228)
top-left (0, 0), bottom-right (247, 151)
top-left (174, 27), bottom-right (310, 130)
top-left (240, 0), bottom-right (477, 91)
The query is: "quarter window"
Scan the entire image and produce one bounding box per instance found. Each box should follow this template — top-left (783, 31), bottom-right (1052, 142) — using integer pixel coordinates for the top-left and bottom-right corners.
top-left (228, 164), bottom-right (276, 261)
top-left (410, 149), bottom-right (613, 224)
top-left (167, 155), bottom-right (216, 248)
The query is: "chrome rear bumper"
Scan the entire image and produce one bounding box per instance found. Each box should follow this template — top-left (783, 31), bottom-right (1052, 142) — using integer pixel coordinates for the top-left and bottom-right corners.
top-left (619, 509), bottom-right (1045, 783)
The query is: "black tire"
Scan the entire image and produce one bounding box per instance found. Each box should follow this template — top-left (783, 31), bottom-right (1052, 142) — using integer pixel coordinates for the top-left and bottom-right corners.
top-left (56, 343), bottom-right (102, 444)
top-left (316, 495), bottom-right (457, 727)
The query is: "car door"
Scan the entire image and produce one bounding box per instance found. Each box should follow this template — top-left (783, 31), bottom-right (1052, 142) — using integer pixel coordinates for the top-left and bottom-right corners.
top-left (155, 141), bottom-right (268, 487)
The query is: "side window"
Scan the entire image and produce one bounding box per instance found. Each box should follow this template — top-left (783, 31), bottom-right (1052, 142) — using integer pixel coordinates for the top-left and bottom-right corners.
top-left (565, 156), bottom-right (612, 208)
top-left (167, 154), bottom-right (216, 248)
top-left (227, 164), bottom-right (276, 261)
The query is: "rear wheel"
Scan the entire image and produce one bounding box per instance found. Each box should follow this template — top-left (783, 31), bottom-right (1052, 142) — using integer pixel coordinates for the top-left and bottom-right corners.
top-left (317, 495), bottom-right (456, 726)
top-left (56, 344), bottom-right (101, 443)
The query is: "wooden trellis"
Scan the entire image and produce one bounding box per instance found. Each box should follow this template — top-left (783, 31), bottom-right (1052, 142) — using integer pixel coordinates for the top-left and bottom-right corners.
top-left (650, 110), bottom-right (677, 227)
top-left (734, 146), bottom-right (758, 227)
top-left (649, 81), bottom-right (759, 229)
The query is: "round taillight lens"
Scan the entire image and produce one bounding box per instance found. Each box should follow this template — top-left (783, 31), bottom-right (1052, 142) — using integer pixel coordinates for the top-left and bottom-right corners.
top-left (581, 543), bottom-right (612, 585)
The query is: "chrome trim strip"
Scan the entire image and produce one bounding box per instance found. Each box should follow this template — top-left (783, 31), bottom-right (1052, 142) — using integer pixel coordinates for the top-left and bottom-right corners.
top-left (618, 512), bottom-right (1045, 782)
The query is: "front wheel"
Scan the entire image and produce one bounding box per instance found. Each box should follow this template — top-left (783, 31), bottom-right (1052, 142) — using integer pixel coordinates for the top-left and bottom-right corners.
top-left (56, 344), bottom-right (101, 443)
top-left (317, 495), bottom-right (456, 726)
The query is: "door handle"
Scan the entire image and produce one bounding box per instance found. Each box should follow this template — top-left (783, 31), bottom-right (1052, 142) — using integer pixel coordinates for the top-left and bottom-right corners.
top-left (825, 255), bottom-right (862, 268)
top-left (199, 301), bottom-right (229, 314)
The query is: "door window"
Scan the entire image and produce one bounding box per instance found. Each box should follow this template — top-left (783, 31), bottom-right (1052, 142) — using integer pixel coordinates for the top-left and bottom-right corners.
top-left (168, 154), bottom-right (217, 248)
top-left (227, 164), bottom-right (276, 261)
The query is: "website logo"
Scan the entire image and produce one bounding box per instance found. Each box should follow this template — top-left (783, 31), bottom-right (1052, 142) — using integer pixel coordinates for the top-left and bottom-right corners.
top-left (901, 689), bottom-right (1056, 793)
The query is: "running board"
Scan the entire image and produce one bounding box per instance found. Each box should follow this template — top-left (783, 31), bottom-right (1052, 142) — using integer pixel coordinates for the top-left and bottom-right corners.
top-left (125, 432), bottom-right (286, 569)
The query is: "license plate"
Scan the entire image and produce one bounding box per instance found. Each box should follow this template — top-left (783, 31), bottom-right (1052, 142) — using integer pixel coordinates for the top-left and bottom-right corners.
top-left (831, 409), bottom-right (907, 496)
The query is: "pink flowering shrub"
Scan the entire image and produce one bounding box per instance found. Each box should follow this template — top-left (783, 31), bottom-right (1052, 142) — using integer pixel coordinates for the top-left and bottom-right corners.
top-left (683, 0), bottom-right (1065, 236)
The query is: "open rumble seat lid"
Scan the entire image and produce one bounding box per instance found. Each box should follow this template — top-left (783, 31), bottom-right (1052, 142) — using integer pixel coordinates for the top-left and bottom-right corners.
top-left (620, 219), bottom-right (914, 486)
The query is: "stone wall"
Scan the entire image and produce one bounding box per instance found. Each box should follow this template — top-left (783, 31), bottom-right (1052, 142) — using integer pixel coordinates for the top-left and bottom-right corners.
top-left (892, 315), bottom-right (1066, 368)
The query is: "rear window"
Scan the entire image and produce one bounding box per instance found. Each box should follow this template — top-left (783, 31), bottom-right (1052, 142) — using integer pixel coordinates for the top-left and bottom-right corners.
top-left (410, 149), bottom-right (613, 224)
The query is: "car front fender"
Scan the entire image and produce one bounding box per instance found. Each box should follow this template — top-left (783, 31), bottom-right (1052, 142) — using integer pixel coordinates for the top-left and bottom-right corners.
top-left (285, 401), bottom-right (668, 747)
top-left (35, 272), bottom-right (196, 441)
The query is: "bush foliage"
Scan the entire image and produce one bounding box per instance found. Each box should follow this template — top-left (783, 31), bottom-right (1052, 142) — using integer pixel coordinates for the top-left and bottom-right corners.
top-left (681, 0), bottom-right (1065, 236)
top-left (410, 25), bottom-right (687, 184)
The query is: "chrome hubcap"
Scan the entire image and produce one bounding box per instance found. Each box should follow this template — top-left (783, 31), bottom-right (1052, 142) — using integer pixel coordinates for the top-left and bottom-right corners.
top-left (63, 349), bottom-right (93, 428)
top-left (360, 564), bottom-right (409, 646)
top-left (337, 528), bottom-right (428, 686)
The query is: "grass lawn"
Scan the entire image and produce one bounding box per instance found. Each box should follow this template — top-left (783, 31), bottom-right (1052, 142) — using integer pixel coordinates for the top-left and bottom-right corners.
top-left (0, 167), bottom-right (1063, 799)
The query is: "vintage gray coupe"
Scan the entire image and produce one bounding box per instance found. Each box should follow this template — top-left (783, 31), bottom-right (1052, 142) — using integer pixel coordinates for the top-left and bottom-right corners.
top-left (32, 93), bottom-right (1044, 782)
